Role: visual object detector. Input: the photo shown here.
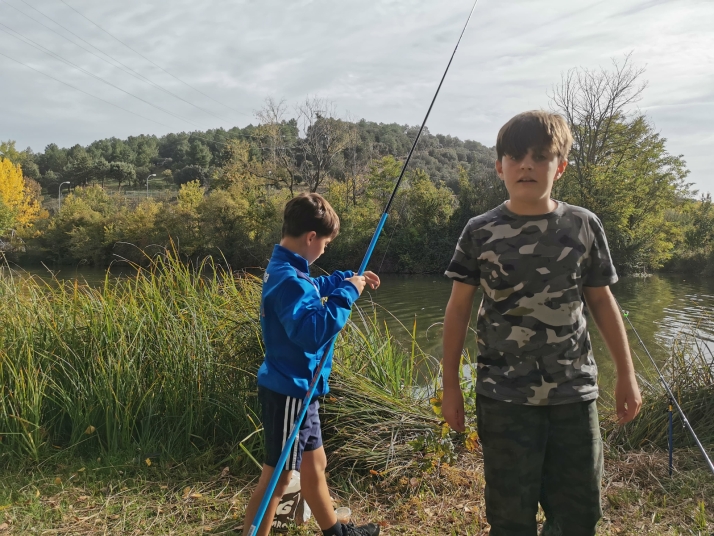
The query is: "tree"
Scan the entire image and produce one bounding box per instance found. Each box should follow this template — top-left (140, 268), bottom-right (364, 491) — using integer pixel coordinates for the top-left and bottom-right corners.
top-left (450, 164), bottom-right (507, 234)
top-left (94, 158), bottom-right (109, 188)
top-left (161, 169), bottom-right (173, 185)
top-left (63, 153), bottom-right (97, 187)
top-left (174, 165), bottom-right (207, 186)
top-left (1, 140), bottom-right (41, 183)
top-left (189, 140), bottom-right (212, 168)
top-left (255, 98), bottom-right (301, 196)
top-left (107, 161), bottom-right (136, 189)
top-left (0, 198), bottom-right (13, 232)
top-left (551, 57), bottom-right (690, 272)
top-left (0, 140), bottom-right (21, 162)
top-left (37, 143), bottom-right (68, 175)
top-left (295, 97), bottom-right (350, 192)
top-left (0, 158), bottom-right (41, 230)
top-left (42, 185), bottom-right (114, 264)
top-left (111, 140), bottom-right (135, 163)
top-left (211, 139), bottom-right (265, 191)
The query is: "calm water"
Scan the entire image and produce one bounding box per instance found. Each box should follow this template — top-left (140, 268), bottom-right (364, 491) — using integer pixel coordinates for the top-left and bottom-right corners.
top-left (8, 266), bottom-right (714, 397)
top-left (358, 273), bottom-right (714, 397)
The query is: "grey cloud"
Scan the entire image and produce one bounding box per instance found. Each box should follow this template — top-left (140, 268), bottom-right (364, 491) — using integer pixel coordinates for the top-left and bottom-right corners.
top-left (1, 0), bottom-right (712, 194)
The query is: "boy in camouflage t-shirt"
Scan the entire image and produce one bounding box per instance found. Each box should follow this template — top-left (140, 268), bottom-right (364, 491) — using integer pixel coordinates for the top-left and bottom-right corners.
top-left (441, 111), bottom-right (642, 536)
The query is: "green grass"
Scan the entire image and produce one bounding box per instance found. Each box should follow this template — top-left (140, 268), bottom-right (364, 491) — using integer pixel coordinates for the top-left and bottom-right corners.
top-left (606, 316), bottom-right (714, 451)
top-left (1, 249), bottom-right (445, 473)
top-left (1, 251), bottom-right (712, 534)
top-left (1, 250), bottom-right (264, 464)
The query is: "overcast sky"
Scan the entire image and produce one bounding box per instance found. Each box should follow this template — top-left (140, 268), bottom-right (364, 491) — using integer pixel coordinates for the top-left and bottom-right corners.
top-left (2, 0), bottom-right (713, 194)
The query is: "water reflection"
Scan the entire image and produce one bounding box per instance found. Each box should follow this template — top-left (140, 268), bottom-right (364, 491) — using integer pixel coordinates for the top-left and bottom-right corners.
top-left (360, 273), bottom-right (714, 396)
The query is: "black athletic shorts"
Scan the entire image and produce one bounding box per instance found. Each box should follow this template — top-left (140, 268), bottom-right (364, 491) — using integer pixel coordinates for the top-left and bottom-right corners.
top-left (258, 386), bottom-right (322, 471)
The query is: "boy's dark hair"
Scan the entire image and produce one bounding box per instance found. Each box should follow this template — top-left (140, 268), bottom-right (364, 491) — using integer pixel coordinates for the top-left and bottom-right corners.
top-left (282, 193), bottom-right (340, 238)
top-left (496, 110), bottom-right (573, 162)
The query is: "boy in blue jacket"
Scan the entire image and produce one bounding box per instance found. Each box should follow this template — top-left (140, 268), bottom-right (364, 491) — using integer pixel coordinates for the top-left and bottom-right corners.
top-left (243, 193), bottom-right (381, 536)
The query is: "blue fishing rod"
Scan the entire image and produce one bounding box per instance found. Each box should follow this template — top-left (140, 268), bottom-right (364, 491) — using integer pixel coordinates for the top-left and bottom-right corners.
top-left (247, 2), bottom-right (479, 533)
top-left (617, 300), bottom-right (714, 478)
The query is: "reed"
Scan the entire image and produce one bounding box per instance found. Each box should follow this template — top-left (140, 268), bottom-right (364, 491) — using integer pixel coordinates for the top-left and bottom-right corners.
top-left (0, 250), bottom-right (265, 464)
top-left (1, 252), bottom-right (443, 476)
top-left (606, 317), bottom-right (714, 450)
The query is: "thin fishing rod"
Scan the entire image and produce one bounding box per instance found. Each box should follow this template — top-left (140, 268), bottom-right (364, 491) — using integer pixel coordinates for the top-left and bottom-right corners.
top-left (247, 3), bottom-right (479, 534)
top-left (615, 298), bottom-right (714, 477)
top-left (357, 0), bottom-right (478, 275)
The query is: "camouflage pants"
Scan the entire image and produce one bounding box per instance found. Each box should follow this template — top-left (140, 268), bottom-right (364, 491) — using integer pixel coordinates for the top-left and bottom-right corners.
top-left (476, 395), bottom-right (603, 536)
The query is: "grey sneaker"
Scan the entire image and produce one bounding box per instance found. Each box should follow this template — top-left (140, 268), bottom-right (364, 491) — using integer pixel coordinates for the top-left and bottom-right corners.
top-left (342, 521), bottom-right (380, 536)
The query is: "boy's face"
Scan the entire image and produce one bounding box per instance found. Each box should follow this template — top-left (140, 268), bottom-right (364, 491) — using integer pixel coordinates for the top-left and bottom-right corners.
top-left (305, 232), bottom-right (332, 265)
top-left (495, 148), bottom-right (567, 205)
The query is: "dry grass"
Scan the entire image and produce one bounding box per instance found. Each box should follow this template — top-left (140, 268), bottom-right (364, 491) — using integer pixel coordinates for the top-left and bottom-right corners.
top-left (1, 446), bottom-right (711, 535)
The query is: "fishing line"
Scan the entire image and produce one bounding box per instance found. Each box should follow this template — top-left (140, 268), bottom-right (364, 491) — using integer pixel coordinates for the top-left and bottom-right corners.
top-left (615, 298), bottom-right (714, 477)
top-left (247, 2), bottom-right (479, 533)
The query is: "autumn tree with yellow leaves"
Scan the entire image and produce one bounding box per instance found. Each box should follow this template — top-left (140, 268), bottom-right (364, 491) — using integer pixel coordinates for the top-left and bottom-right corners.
top-left (0, 158), bottom-right (41, 232)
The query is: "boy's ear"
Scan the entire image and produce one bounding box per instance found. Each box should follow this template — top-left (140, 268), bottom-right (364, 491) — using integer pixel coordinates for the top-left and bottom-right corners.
top-left (495, 159), bottom-right (504, 180)
top-left (553, 159), bottom-right (568, 182)
top-left (305, 231), bottom-right (317, 244)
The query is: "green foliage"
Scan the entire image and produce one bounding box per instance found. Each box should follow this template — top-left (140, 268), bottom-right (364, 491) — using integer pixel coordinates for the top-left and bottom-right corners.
top-left (553, 115), bottom-right (689, 272)
top-left (0, 252), bottom-right (264, 462)
top-left (0, 198), bottom-right (14, 232)
top-left (1, 140), bottom-right (41, 182)
top-left (605, 317), bottom-right (714, 451)
top-left (6, 79), bottom-right (712, 272)
top-left (174, 165), bottom-right (207, 186)
top-left (42, 185), bottom-right (115, 264)
top-left (106, 161), bottom-right (135, 188)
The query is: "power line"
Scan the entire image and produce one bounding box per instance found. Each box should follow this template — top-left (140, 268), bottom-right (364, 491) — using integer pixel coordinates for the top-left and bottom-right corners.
top-left (0, 21), bottom-right (208, 130)
top-left (4, 0), bottom-right (238, 126)
top-left (59, 0), bottom-right (248, 118)
top-left (0, 49), bottom-right (173, 129)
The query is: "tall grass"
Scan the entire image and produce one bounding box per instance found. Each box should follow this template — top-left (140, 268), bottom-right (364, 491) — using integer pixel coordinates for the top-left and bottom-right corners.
top-left (0, 251), bottom-right (264, 464)
top-left (606, 319), bottom-right (714, 450)
top-left (324, 307), bottom-right (442, 474)
top-left (1, 252), bottom-right (443, 475)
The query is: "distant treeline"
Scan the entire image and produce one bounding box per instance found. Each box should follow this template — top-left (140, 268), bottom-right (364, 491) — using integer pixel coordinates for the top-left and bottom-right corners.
top-left (2, 61), bottom-right (714, 275)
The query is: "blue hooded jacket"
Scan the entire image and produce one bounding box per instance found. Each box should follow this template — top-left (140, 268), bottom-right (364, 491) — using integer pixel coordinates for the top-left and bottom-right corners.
top-left (257, 245), bottom-right (359, 399)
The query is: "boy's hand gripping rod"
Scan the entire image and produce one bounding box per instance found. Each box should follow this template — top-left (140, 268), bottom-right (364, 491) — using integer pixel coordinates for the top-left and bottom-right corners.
top-left (247, 2), bottom-right (478, 533)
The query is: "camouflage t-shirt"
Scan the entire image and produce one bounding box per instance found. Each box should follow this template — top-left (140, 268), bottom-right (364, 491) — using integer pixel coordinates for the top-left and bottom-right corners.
top-left (445, 201), bottom-right (618, 406)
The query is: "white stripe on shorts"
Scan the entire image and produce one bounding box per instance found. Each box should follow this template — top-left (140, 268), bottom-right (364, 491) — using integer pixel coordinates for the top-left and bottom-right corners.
top-left (285, 397), bottom-right (296, 471)
top-left (282, 395), bottom-right (291, 468)
top-left (292, 399), bottom-right (303, 470)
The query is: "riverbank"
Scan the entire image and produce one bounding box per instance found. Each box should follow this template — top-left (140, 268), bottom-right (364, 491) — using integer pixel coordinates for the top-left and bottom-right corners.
top-left (1, 447), bottom-right (711, 535)
top-left (1, 252), bottom-right (712, 534)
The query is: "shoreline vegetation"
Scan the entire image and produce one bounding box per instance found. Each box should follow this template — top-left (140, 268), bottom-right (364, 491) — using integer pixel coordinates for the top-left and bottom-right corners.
top-left (1, 252), bottom-right (712, 534)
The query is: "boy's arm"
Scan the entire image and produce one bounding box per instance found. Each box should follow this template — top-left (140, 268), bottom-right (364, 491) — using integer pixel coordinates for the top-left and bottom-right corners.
top-left (313, 271), bottom-right (380, 296)
top-left (312, 270), bottom-right (354, 297)
top-left (442, 281), bottom-right (478, 432)
top-left (277, 278), bottom-right (360, 353)
top-left (583, 285), bottom-right (642, 424)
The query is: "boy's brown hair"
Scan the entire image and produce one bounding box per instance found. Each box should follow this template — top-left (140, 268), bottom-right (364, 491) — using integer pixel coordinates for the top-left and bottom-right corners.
top-left (282, 193), bottom-right (340, 239)
top-left (496, 110), bottom-right (573, 162)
